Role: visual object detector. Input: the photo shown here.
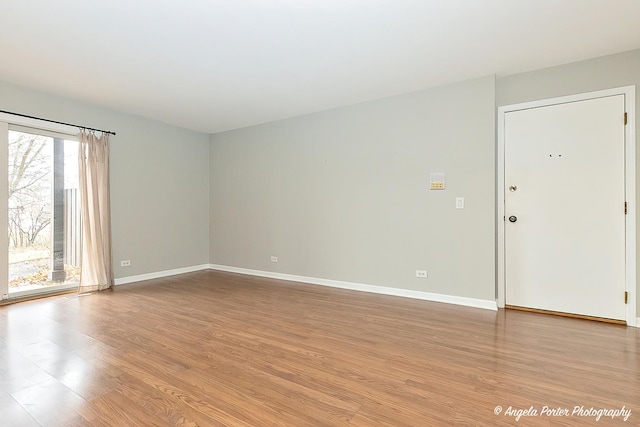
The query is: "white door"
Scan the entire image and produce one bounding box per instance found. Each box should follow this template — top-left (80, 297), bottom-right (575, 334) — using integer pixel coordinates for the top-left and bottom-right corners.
top-left (505, 95), bottom-right (626, 320)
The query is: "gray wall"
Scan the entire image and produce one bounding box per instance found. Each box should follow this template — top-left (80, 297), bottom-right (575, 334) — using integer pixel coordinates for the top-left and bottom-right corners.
top-left (0, 80), bottom-right (210, 279)
top-left (3, 48), bottom-right (635, 308)
top-left (496, 48), bottom-right (640, 310)
top-left (210, 76), bottom-right (496, 301)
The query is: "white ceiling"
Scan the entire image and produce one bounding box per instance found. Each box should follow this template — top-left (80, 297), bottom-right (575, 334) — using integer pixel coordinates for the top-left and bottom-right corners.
top-left (1, 1), bottom-right (640, 134)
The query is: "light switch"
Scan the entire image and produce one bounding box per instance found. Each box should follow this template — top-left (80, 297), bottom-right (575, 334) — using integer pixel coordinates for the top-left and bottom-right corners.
top-left (456, 197), bottom-right (464, 209)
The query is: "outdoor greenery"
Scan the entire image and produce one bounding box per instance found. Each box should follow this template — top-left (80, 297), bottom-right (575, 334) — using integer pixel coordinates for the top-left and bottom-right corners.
top-left (8, 131), bottom-right (52, 247)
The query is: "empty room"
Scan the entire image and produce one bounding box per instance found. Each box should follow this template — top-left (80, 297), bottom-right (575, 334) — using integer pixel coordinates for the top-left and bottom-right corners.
top-left (1, 1), bottom-right (639, 426)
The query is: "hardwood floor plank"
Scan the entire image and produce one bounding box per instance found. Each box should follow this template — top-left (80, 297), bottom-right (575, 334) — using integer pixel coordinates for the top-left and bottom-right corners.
top-left (80, 389), bottom-right (169, 427)
top-left (0, 389), bottom-right (40, 427)
top-left (0, 269), bottom-right (638, 426)
top-left (0, 345), bottom-right (55, 394)
top-left (9, 377), bottom-right (87, 426)
top-left (111, 372), bottom-right (217, 427)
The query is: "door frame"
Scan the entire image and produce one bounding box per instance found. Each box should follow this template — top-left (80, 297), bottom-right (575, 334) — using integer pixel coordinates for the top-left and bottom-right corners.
top-left (0, 121), bottom-right (8, 300)
top-left (0, 113), bottom-right (78, 302)
top-left (497, 86), bottom-right (637, 326)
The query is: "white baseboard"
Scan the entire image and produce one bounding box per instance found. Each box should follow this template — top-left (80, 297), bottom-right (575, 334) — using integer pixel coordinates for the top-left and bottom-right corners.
top-left (208, 264), bottom-right (497, 311)
top-left (114, 264), bottom-right (210, 286)
top-left (112, 264), bottom-right (639, 325)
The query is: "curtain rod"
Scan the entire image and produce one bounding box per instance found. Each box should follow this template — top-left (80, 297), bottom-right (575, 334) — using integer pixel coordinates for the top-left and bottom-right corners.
top-left (0, 109), bottom-right (116, 136)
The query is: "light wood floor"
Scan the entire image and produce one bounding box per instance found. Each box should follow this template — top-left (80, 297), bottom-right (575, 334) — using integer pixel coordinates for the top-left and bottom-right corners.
top-left (1, 270), bottom-right (638, 426)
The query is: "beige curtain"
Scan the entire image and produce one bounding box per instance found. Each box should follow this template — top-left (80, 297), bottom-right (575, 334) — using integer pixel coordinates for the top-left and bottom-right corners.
top-left (78, 130), bottom-right (114, 292)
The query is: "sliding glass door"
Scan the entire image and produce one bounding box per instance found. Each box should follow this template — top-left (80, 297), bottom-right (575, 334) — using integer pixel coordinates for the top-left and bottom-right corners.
top-left (1, 123), bottom-right (80, 300)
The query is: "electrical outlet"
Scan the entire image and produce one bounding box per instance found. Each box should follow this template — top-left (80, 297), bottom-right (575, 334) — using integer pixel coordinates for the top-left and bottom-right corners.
top-left (456, 197), bottom-right (465, 209)
top-left (271, 256), bottom-right (278, 263)
top-left (120, 260), bottom-right (131, 267)
top-left (416, 270), bottom-right (428, 278)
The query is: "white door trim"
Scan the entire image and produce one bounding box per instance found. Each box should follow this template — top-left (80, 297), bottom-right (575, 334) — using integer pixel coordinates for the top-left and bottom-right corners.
top-left (0, 117), bottom-right (78, 301)
top-left (0, 113), bottom-right (77, 136)
top-left (497, 86), bottom-right (637, 327)
top-left (0, 122), bottom-right (8, 300)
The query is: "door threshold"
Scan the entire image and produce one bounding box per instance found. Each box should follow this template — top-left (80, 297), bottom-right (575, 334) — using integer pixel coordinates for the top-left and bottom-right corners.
top-left (0, 289), bottom-right (77, 306)
top-left (505, 305), bottom-right (626, 325)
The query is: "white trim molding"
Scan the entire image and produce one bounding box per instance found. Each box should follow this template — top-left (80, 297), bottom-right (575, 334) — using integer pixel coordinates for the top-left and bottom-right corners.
top-left (208, 264), bottom-right (497, 311)
top-left (6, 282), bottom-right (77, 300)
top-left (114, 264), bottom-right (210, 286)
top-left (112, 263), bottom-right (497, 311)
top-left (0, 112), bottom-right (77, 136)
top-left (0, 117), bottom-right (76, 301)
top-left (497, 86), bottom-right (637, 327)
top-left (0, 122), bottom-right (8, 301)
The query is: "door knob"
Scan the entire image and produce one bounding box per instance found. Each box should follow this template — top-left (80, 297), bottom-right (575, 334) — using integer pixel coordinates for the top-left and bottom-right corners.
top-left (509, 185), bottom-right (517, 192)
top-left (508, 215), bottom-right (517, 223)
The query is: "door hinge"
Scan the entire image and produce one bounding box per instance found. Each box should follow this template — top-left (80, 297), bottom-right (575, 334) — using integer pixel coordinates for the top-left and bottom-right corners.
top-left (624, 112), bottom-right (628, 125)
top-left (624, 202), bottom-right (628, 215)
top-left (624, 291), bottom-right (628, 304)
